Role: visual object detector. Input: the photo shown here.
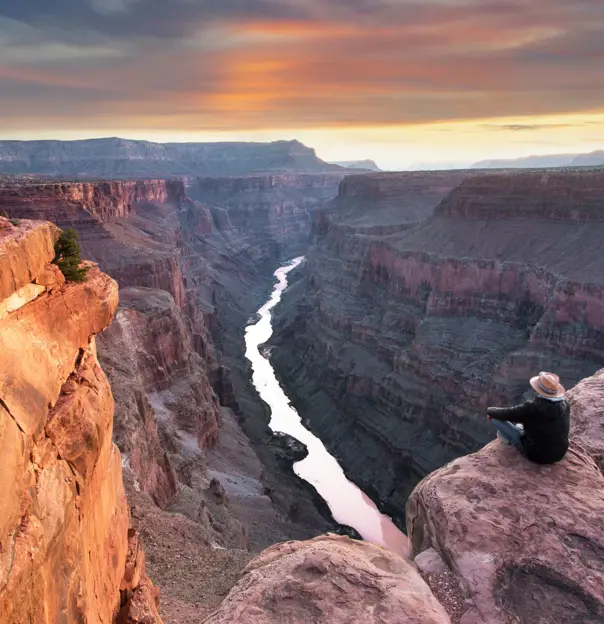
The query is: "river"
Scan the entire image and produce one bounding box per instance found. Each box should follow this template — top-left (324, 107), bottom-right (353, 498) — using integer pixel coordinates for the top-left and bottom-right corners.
top-left (244, 256), bottom-right (409, 555)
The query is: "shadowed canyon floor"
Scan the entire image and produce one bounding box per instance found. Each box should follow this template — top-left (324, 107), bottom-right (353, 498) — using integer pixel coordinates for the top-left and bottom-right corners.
top-left (246, 258), bottom-right (408, 555)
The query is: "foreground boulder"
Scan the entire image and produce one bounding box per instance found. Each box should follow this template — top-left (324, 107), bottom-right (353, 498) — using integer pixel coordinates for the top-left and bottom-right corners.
top-left (407, 439), bottom-right (604, 623)
top-left (567, 368), bottom-right (604, 471)
top-left (203, 534), bottom-right (450, 623)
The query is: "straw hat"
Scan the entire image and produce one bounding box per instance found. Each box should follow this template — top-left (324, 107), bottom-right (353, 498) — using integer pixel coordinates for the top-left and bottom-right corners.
top-left (530, 371), bottom-right (565, 398)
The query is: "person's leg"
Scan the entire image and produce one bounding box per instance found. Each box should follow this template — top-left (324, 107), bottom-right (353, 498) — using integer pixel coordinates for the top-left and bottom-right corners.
top-left (491, 419), bottom-right (524, 450)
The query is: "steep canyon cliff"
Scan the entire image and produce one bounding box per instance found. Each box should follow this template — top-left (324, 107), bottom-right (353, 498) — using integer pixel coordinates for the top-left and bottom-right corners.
top-left (0, 218), bottom-right (159, 623)
top-left (1, 173), bottom-right (343, 619)
top-left (271, 170), bottom-right (604, 524)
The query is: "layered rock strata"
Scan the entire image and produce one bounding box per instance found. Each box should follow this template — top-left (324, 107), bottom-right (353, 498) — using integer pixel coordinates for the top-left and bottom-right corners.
top-left (0, 178), bottom-right (182, 222)
top-left (188, 173), bottom-right (348, 259)
top-left (271, 170), bottom-right (604, 524)
top-left (0, 219), bottom-right (158, 623)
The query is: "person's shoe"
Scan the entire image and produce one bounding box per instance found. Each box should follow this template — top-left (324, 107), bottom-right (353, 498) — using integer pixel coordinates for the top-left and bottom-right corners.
top-left (497, 431), bottom-right (513, 445)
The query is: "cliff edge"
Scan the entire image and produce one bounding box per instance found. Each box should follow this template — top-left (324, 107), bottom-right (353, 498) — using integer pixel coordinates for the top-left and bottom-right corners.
top-left (0, 216), bottom-right (160, 623)
top-left (407, 369), bottom-right (604, 624)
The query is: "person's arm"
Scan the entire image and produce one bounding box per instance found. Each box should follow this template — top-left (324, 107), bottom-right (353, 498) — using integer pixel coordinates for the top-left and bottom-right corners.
top-left (487, 402), bottom-right (533, 424)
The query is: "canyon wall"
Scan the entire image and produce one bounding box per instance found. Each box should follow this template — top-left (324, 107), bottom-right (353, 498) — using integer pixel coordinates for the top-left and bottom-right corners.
top-left (1, 173), bottom-right (338, 619)
top-left (188, 173), bottom-right (347, 259)
top-left (271, 169), bottom-right (604, 524)
top-left (0, 217), bottom-right (159, 623)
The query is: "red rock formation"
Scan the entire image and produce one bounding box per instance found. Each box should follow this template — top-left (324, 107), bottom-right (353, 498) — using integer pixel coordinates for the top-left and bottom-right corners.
top-left (0, 221), bottom-right (160, 623)
top-left (0, 217), bottom-right (58, 300)
top-left (117, 530), bottom-right (162, 623)
top-left (270, 169), bottom-right (604, 524)
top-left (438, 170), bottom-right (604, 222)
top-left (407, 439), bottom-right (604, 623)
top-left (203, 534), bottom-right (451, 624)
top-left (97, 286), bottom-right (221, 506)
top-left (0, 178), bottom-right (184, 223)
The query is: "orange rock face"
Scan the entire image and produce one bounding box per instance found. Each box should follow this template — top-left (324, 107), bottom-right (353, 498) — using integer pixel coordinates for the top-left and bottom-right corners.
top-left (0, 218), bottom-right (58, 300)
top-left (0, 220), bottom-right (161, 623)
top-left (203, 534), bottom-right (451, 624)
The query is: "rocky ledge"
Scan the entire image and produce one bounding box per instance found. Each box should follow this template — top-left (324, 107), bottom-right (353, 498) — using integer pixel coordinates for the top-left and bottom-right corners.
top-left (0, 218), bottom-right (160, 622)
top-left (407, 370), bottom-right (604, 623)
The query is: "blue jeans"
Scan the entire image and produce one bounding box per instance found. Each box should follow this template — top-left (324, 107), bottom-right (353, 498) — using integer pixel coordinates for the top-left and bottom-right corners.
top-left (491, 419), bottom-right (524, 451)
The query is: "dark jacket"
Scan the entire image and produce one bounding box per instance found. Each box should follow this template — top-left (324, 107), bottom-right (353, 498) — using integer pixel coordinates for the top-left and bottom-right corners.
top-left (487, 397), bottom-right (570, 464)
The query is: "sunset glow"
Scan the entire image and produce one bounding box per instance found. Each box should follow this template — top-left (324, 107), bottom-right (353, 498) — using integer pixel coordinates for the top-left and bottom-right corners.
top-left (1, 0), bottom-right (603, 168)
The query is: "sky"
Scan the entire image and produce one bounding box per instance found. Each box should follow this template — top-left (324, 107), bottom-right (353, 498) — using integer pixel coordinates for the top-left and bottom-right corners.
top-left (1, 0), bottom-right (603, 169)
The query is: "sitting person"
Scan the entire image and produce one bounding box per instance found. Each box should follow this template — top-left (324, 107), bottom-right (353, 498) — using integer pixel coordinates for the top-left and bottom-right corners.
top-left (487, 371), bottom-right (570, 464)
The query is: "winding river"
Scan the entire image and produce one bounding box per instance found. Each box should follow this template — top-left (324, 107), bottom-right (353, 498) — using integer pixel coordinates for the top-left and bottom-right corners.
top-left (245, 257), bottom-right (409, 555)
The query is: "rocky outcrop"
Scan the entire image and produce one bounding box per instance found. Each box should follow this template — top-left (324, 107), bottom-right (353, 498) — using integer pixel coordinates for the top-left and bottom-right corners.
top-left (203, 534), bottom-right (451, 624)
top-left (407, 438), bottom-right (604, 623)
top-left (567, 369), bottom-right (604, 471)
top-left (0, 138), bottom-right (344, 177)
top-left (0, 219), bottom-right (159, 623)
top-left (271, 169), bottom-right (604, 524)
top-left (97, 286), bottom-right (220, 507)
top-left (0, 177), bottom-right (184, 224)
top-left (0, 217), bottom-right (59, 301)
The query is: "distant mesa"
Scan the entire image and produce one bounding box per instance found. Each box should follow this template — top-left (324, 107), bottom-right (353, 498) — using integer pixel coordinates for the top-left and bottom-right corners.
top-left (0, 136), bottom-right (346, 178)
top-left (472, 148), bottom-right (604, 169)
top-left (330, 159), bottom-right (381, 171)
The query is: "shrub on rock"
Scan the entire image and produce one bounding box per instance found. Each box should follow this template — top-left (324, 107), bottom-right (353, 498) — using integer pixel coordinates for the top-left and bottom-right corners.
top-left (53, 228), bottom-right (89, 282)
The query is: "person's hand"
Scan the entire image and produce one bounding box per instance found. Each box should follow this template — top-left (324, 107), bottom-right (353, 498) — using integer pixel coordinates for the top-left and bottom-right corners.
top-left (487, 414), bottom-right (492, 420)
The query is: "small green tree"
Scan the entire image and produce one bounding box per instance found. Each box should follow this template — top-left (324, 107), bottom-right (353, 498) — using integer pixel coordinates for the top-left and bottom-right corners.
top-left (53, 228), bottom-right (89, 283)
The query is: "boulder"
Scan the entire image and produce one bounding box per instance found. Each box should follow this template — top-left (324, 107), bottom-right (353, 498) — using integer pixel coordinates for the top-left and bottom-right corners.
top-left (203, 534), bottom-right (451, 623)
top-left (567, 368), bottom-right (604, 471)
top-left (407, 440), bottom-right (604, 623)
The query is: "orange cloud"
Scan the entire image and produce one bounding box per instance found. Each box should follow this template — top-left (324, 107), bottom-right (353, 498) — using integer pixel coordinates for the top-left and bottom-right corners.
top-left (1, 0), bottom-right (603, 134)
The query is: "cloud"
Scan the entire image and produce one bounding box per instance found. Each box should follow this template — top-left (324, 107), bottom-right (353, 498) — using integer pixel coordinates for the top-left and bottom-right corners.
top-left (483, 124), bottom-right (581, 132)
top-left (0, 0), bottom-right (603, 132)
